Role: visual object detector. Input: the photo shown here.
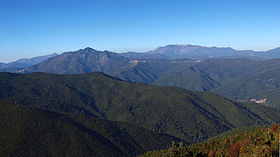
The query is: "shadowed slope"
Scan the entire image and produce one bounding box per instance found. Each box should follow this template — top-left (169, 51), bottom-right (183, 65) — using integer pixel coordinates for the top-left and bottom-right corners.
top-left (0, 72), bottom-right (280, 143)
top-left (0, 103), bottom-right (180, 157)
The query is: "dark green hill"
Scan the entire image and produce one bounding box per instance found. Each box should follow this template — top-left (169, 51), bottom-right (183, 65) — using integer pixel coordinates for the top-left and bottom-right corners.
top-left (153, 66), bottom-right (220, 91)
top-left (111, 58), bottom-right (195, 84)
top-left (213, 64), bottom-right (280, 108)
top-left (1, 72), bottom-right (280, 144)
top-left (114, 58), bottom-right (280, 108)
top-left (0, 103), bottom-right (180, 157)
top-left (146, 58), bottom-right (280, 107)
top-left (153, 58), bottom-right (263, 91)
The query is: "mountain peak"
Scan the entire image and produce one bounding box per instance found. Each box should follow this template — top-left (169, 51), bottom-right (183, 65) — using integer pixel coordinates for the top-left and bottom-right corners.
top-left (24, 47), bottom-right (129, 74)
top-left (79, 47), bottom-right (96, 52)
top-left (159, 44), bottom-right (198, 48)
top-left (84, 47), bottom-right (94, 50)
top-left (78, 47), bottom-right (114, 54)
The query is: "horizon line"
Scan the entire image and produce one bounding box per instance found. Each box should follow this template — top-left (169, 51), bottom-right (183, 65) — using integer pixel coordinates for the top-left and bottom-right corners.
top-left (1, 44), bottom-right (279, 63)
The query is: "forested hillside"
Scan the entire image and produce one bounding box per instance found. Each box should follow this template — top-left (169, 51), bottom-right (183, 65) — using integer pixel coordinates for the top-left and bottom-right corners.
top-left (141, 125), bottom-right (280, 156)
top-left (0, 103), bottom-right (181, 157)
top-left (1, 72), bottom-right (280, 144)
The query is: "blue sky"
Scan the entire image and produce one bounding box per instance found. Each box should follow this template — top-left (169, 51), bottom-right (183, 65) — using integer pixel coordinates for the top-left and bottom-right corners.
top-left (0, 0), bottom-right (280, 62)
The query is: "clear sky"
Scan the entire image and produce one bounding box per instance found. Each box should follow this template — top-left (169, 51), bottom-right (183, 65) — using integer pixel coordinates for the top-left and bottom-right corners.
top-left (0, 0), bottom-right (280, 62)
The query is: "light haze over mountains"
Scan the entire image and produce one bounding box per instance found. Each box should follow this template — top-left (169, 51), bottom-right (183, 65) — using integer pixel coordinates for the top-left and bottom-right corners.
top-left (121, 44), bottom-right (280, 60)
top-left (2, 45), bottom-right (280, 108)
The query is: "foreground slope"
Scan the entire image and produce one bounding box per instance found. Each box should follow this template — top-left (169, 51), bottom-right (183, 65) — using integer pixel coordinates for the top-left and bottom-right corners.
top-left (0, 103), bottom-right (180, 157)
top-left (1, 72), bottom-right (280, 144)
top-left (142, 125), bottom-right (279, 156)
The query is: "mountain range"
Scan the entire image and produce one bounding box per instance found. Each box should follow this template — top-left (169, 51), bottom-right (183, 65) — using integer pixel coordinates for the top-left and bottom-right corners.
top-left (0, 53), bottom-right (57, 72)
top-left (8, 46), bottom-right (279, 108)
top-left (1, 45), bottom-right (280, 156)
top-left (121, 44), bottom-right (280, 60)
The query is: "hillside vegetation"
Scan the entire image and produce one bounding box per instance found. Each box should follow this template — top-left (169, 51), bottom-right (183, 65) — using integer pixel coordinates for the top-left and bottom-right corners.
top-left (214, 64), bottom-right (280, 108)
top-left (0, 103), bottom-right (180, 157)
top-left (141, 125), bottom-right (280, 157)
top-left (1, 72), bottom-right (280, 144)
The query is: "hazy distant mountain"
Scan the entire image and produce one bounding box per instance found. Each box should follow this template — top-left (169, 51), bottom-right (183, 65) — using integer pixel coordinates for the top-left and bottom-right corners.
top-left (0, 53), bottom-right (57, 70)
top-left (120, 52), bottom-right (171, 59)
top-left (24, 47), bottom-right (130, 74)
top-left (121, 44), bottom-right (280, 60)
top-left (21, 45), bottom-right (280, 76)
top-left (14, 47), bottom-right (280, 109)
top-left (23, 47), bottom-right (195, 81)
top-left (256, 47), bottom-right (280, 58)
top-left (149, 44), bottom-right (241, 59)
top-left (22, 47), bottom-right (197, 83)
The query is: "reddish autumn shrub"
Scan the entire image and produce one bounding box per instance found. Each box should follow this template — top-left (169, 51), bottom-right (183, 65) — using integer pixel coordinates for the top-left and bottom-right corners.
top-left (216, 149), bottom-right (223, 155)
top-left (208, 150), bottom-right (216, 157)
top-left (259, 127), bottom-right (268, 131)
top-left (270, 124), bottom-right (278, 133)
top-left (201, 143), bottom-right (207, 149)
top-left (226, 142), bottom-right (242, 157)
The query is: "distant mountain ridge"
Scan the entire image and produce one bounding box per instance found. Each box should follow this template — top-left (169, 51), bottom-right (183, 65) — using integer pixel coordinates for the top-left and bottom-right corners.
top-left (3, 44), bottom-right (280, 72)
top-left (121, 44), bottom-right (280, 60)
top-left (5, 46), bottom-right (280, 108)
top-left (0, 53), bottom-right (57, 70)
top-left (24, 47), bottom-right (130, 74)
top-left (7, 45), bottom-right (280, 75)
